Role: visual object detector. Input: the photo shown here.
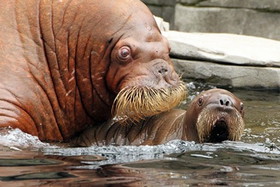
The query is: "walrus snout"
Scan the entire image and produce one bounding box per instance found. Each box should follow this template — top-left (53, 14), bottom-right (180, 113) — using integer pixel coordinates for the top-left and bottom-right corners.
top-left (210, 94), bottom-right (237, 114)
top-left (219, 95), bottom-right (232, 106)
top-left (151, 59), bottom-right (180, 88)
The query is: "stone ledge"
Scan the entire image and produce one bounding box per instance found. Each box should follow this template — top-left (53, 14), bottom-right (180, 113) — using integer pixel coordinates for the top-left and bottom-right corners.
top-left (154, 16), bottom-right (170, 31)
top-left (173, 59), bottom-right (280, 89)
top-left (161, 30), bottom-right (280, 89)
top-left (164, 31), bottom-right (280, 67)
top-left (142, 0), bottom-right (176, 6)
top-left (178, 0), bottom-right (280, 12)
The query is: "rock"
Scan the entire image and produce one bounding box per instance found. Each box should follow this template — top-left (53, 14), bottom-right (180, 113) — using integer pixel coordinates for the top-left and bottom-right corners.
top-left (154, 16), bottom-right (170, 31)
top-left (143, 1), bottom-right (280, 40)
top-left (142, 0), bottom-right (176, 6)
top-left (164, 31), bottom-right (280, 67)
top-left (179, 0), bottom-right (203, 4)
top-left (173, 59), bottom-right (280, 89)
top-left (162, 31), bottom-right (280, 89)
top-left (179, 0), bottom-right (280, 11)
top-left (174, 3), bottom-right (280, 40)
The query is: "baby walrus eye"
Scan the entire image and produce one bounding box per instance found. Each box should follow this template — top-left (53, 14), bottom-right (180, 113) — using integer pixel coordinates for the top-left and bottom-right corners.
top-left (118, 46), bottom-right (131, 61)
top-left (198, 97), bottom-right (203, 106)
top-left (240, 102), bottom-right (244, 111)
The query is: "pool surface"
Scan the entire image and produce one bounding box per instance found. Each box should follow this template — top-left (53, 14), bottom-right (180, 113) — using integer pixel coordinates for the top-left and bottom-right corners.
top-left (0, 82), bottom-right (279, 186)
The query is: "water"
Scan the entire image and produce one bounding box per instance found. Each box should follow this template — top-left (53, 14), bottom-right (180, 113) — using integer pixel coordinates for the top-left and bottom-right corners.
top-left (0, 82), bottom-right (279, 186)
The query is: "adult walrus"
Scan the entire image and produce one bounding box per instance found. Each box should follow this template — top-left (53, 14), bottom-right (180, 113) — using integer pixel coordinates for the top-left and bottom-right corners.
top-left (0, 0), bottom-right (186, 141)
top-left (74, 89), bottom-right (245, 146)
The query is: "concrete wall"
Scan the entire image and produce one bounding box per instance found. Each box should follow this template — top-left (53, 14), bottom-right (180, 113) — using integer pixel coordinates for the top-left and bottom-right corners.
top-left (142, 0), bottom-right (280, 40)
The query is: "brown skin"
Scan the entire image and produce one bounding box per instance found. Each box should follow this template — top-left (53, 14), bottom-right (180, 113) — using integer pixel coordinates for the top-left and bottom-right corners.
top-left (74, 89), bottom-right (245, 146)
top-left (182, 88), bottom-right (244, 143)
top-left (0, 0), bottom-right (184, 141)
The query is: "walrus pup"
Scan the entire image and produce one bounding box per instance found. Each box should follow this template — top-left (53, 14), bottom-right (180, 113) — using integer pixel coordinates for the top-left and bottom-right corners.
top-left (0, 0), bottom-right (185, 141)
top-left (75, 89), bottom-right (245, 146)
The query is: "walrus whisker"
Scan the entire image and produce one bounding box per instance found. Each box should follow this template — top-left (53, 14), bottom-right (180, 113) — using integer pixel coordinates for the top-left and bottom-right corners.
top-left (196, 107), bottom-right (244, 143)
top-left (227, 111), bottom-right (245, 141)
top-left (112, 81), bottom-right (186, 124)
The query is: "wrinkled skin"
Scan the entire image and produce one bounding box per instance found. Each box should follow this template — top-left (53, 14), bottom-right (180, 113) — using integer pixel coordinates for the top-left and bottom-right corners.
top-left (0, 0), bottom-right (184, 141)
top-left (75, 89), bottom-right (245, 146)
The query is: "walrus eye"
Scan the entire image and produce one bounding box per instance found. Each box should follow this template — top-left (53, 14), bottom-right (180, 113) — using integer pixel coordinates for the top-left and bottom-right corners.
top-left (240, 102), bottom-right (244, 111)
top-left (118, 46), bottom-right (131, 61)
top-left (198, 98), bottom-right (203, 106)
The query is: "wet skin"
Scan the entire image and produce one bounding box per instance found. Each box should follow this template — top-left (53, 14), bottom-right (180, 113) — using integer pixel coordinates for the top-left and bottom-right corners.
top-left (0, 0), bottom-right (185, 141)
top-left (74, 89), bottom-right (245, 146)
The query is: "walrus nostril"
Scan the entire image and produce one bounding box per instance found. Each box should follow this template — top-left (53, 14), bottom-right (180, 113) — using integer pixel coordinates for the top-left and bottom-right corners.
top-left (158, 68), bottom-right (168, 74)
top-left (219, 97), bottom-right (231, 107)
top-left (225, 101), bottom-right (230, 106)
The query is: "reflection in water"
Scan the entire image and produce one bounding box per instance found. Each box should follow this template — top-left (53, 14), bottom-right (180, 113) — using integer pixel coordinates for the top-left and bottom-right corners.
top-left (1, 141), bottom-right (280, 186)
top-left (0, 82), bottom-right (279, 186)
top-left (0, 158), bottom-right (60, 166)
top-left (0, 172), bottom-right (76, 181)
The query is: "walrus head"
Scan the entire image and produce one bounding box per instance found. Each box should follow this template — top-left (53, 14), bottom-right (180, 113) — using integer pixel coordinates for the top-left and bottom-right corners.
top-left (43, 0), bottom-right (186, 128)
top-left (105, 3), bottom-right (186, 123)
top-left (185, 89), bottom-right (245, 143)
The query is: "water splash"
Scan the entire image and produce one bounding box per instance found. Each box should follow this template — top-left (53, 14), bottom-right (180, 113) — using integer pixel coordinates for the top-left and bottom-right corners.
top-left (0, 128), bottom-right (53, 150)
top-left (43, 140), bottom-right (280, 169)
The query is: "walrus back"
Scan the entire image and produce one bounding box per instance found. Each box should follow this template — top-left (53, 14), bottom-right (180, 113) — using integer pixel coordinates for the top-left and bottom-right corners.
top-left (0, 0), bottom-right (176, 142)
top-left (0, 0), bottom-right (90, 141)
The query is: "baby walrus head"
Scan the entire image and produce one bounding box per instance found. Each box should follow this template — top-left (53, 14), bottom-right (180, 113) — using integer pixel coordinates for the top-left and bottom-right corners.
top-left (184, 88), bottom-right (245, 143)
